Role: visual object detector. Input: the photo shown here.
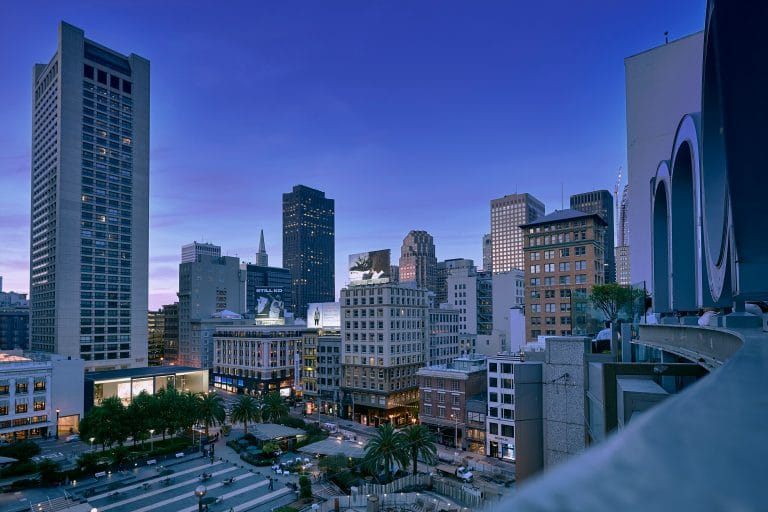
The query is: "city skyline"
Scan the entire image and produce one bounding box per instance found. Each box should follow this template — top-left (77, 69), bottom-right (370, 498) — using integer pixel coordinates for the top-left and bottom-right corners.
top-left (0, 1), bottom-right (705, 308)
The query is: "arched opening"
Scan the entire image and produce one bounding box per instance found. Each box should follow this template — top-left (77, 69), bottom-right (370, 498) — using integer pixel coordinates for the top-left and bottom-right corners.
top-left (652, 179), bottom-right (671, 314)
top-left (670, 142), bottom-right (697, 311)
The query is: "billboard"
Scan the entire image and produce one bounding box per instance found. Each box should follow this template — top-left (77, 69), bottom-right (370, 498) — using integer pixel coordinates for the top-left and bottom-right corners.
top-left (254, 288), bottom-right (285, 320)
top-left (307, 302), bottom-right (341, 329)
top-left (348, 249), bottom-right (391, 283)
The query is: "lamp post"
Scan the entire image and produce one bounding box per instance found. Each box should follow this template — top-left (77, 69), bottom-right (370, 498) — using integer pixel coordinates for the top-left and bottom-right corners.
top-left (55, 408), bottom-right (60, 440)
top-left (149, 429), bottom-right (155, 453)
top-left (89, 437), bottom-right (95, 452)
top-left (194, 485), bottom-right (207, 512)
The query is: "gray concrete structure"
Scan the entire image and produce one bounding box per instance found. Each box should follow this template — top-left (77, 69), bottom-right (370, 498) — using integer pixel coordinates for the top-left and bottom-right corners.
top-left (510, 362), bottom-right (543, 482)
top-left (491, 270), bottom-right (524, 352)
top-left (180, 241), bottom-right (221, 264)
top-left (541, 337), bottom-right (589, 468)
top-left (30, 22), bottom-right (149, 370)
top-left (625, 32), bottom-right (703, 289)
top-left (482, 233), bottom-right (492, 272)
top-left (177, 254), bottom-right (245, 367)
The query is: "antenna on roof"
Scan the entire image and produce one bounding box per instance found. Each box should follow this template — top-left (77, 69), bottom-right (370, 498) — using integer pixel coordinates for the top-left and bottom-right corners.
top-left (664, 31), bottom-right (669, 44)
top-left (561, 182), bottom-right (564, 210)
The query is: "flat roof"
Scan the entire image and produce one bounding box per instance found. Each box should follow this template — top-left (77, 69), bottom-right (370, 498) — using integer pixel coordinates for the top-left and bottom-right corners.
top-left (84, 365), bottom-right (204, 382)
top-left (250, 423), bottom-right (306, 440)
top-left (297, 437), bottom-right (365, 458)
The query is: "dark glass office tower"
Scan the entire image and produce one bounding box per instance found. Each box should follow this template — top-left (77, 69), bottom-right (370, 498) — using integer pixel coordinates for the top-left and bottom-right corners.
top-left (282, 185), bottom-right (335, 317)
top-left (570, 190), bottom-right (615, 283)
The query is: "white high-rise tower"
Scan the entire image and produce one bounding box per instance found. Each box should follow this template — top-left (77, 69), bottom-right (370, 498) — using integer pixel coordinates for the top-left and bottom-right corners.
top-left (30, 22), bottom-right (150, 370)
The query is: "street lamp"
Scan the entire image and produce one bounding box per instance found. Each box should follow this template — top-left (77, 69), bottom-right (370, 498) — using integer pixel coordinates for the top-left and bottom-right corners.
top-left (149, 429), bottom-right (155, 453)
top-left (194, 485), bottom-right (207, 512)
top-left (55, 408), bottom-right (60, 440)
top-left (89, 437), bottom-right (95, 452)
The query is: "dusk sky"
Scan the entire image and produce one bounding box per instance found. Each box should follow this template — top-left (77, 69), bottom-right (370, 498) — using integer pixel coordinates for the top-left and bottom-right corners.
top-left (0, 1), bottom-right (704, 309)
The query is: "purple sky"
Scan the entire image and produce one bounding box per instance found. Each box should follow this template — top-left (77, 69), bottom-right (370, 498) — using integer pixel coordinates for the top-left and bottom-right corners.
top-left (0, 1), bottom-right (703, 309)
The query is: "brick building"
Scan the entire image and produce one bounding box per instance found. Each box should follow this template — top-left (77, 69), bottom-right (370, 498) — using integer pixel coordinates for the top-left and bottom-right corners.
top-left (416, 355), bottom-right (487, 449)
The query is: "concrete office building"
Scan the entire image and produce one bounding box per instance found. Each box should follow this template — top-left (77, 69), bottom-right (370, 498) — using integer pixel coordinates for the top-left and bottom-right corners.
top-left (492, 270), bottom-right (525, 352)
top-left (446, 265), bottom-right (478, 334)
top-left (570, 190), bottom-right (615, 283)
top-left (486, 353), bottom-right (519, 461)
top-left (436, 258), bottom-right (474, 306)
top-left (177, 252), bottom-right (245, 367)
top-left (0, 351), bottom-right (84, 441)
top-left (521, 210), bottom-right (607, 341)
top-left (340, 283), bottom-right (428, 427)
top-left (428, 307), bottom-right (460, 366)
top-left (181, 242), bottom-right (221, 264)
top-left (283, 185), bottom-right (335, 317)
top-left (491, 193), bottom-right (545, 274)
top-left (399, 230), bottom-right (438, 293)
top-left (625, 32), bottom-right (703, 288)
top-left (417, 355), bottom-right (487, 450)
top-left (30, 22), bottom-right (149, 370)
top-left (0, 284), bottom-right (30, 350)
top-left (212, 326), bottom-right (305, 396)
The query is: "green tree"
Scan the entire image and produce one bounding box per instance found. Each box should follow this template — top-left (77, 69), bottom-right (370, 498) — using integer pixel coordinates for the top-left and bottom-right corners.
top-left (79, 406), bottom-right (107, 450)
top-left (99, 397), bottom-right (128, 447)
top-left (156, 387), bottom-right (184, 439)
top-left (36, 459), bottom-right (60, 486)
top-left (261, 392), bottom-right (289, 423)
top-left (77, 452), bottom-right (100, 474)
top-left (299, 474), bottom-right (313, 500)
top-left (262, 441), bottom-right (279, 456)
top-left (126, 391), bottom-right (153, 447)
top-left (230, 395), bottom-right (260, 435)
top-left (197, 392), bottom-right (226, 437)
top-left (363, 423), bottom-right (408, 483)
top-left (590, 283), bottom-right (637, 323)
top-left (399, 424), bottom-right (437, 475)
top-left (318, 453), bottom-right (348, 474)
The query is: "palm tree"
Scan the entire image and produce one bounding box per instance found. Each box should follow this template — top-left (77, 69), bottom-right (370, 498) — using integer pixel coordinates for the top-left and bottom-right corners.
top-left (363, 423), bottom-right (408, 483)
top-left (261, 392), bottom-right (289, 423)
top-left (399, 424), bottom-right (437, 475)
top-left (197, 392), bottom-right (226, 437)
top-left (230, 395), bottom-right (260, 435)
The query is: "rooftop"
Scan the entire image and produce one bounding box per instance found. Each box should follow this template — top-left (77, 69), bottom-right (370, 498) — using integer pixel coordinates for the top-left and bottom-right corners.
top-left (249, 423), bottom-right (306, 441)
top-left (520, 208), bottom-right (607, 228)
top-left (84, 365), bottom-right (204, 382)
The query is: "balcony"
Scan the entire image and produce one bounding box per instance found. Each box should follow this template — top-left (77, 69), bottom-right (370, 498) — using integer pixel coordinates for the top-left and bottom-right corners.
top-left (498, 323), bottom-right (768, 510)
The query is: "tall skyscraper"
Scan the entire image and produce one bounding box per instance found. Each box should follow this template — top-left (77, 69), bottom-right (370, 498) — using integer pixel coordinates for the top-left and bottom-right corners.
top-left (490, 193), bottom-right (545, 273)
top-left (616, 185), bottom-right (631, 285)
top-left (283, 185), bottom-right (335, 317)
top-left (625, 32), bottom-right (703, 289)
top-left (181, 242), bottom-right (221, 264)
top-left (256, 230), bottom-right (269, 267)
top-left (30, 22), bottom-right (149, 370)
top-left (399, 230), bottom-right (438, 292)
top-left (570, 190), bottom-right (615, 283)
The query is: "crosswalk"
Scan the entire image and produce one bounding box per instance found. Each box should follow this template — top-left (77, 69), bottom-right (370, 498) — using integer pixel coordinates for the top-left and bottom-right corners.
top-left (85, 459), bottom-right (296, 512)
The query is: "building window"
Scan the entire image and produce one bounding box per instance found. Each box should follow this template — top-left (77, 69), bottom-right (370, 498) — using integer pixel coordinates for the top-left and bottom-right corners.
top-left (489, 377), bottom-right (498, 387)
top-left (489, 363), bottom-right (498, 372)
top-left (489, 422), bottom-right (498, 435)
top-left (545, 303), bottom-right (555, 313)
top-left (424, 404), bottom-right (432, 416)
top-left (501, 425), bottom-right (514, 437)
top-left (451, 381), bottom-right (460, 391)
top-left (438, 406), bottom-right (446, 418)
top-left (576, 274), bottom-right (588, 284)
top-left (560, 248), bottom-right (570, 257)
top-left (575, 246), bottom-right (586, 256)
top-left (15, 382), bottom-right (28, 394)
top-left (559, 262), bottom-right (570, 272)
top-left (559, 275), bottom-right (571, 285)
top-left (543, 263), bottom-right (554, 272)
top-left (437, 393), bottom-right (445, 404)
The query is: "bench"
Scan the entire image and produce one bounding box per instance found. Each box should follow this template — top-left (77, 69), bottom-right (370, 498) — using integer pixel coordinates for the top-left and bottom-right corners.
top-left (146, 459), bottom-right (157, 465)
top-left (175, 452), bottom-right (185, 458)
top-left (95, 471), bottom-right (107, 479)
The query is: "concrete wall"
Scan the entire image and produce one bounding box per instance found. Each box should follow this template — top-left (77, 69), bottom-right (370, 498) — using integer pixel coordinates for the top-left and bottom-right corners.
top-left (513, 362), bottom-right (543, 482)
top-left (542, 337), bottom-right (589, 468)
top-left (625, 33), bottom-right (703, 289)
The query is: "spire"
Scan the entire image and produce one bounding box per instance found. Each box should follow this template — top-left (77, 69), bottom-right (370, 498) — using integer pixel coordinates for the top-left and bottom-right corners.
top-left (256, 230), bottom-right (269, 267)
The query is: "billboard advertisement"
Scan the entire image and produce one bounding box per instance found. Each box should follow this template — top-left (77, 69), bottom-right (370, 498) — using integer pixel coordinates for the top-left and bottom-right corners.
top-left (348, 249), bottom-right (391, 283)
top-left (254, 288), bottom-right (285, 320)
top-left (307, 302), bottom-right (341, 329)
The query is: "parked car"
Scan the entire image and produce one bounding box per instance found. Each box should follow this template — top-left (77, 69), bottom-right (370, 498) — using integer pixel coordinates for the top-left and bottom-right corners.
top-left (65, 434), bottom-right (80, 443)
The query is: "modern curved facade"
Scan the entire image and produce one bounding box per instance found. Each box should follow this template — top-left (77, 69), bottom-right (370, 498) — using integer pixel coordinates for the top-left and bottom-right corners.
top-left (650, 0), bottom-right (768, 312)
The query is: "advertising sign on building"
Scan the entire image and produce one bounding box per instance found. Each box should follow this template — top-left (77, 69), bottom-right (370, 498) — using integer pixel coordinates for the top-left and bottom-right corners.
top-left (307, 302), bottom-right (341, 329)
top-left (348, 249), bottom-right (391, 284)
top-left (254, 288), bottom-right (285, 320)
